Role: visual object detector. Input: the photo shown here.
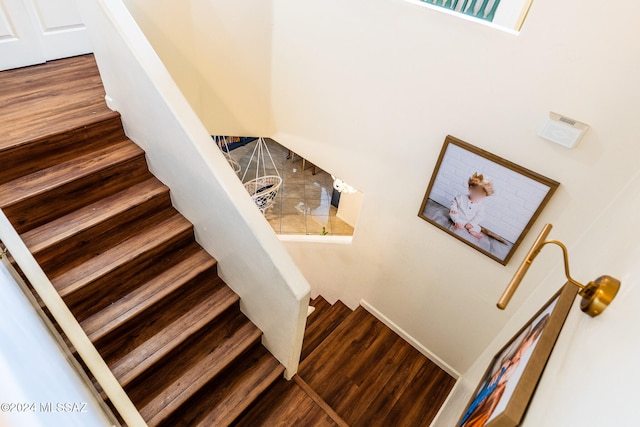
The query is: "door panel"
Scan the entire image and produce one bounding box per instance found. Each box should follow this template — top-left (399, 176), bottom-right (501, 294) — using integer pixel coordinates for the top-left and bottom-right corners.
top-left (26, 0), bottom-right (91, 60)
top-left (0, 0), bottom-right (45, 71)
top-left (0, 0), bottom-right (91, 72)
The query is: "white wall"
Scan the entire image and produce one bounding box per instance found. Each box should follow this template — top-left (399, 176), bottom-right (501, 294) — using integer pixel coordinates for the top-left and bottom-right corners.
top-left (113, 0), bottom-right (640, 379)
top-left (336, 189), bottom-right (363, 228)
top-left (0, 261), bottom-right (114, 427)
top-left (78, 0), bottom-right (309, 378)
top-left (271, 0), bottom-right (640, 374)
top-left (123, 0), bottom-right (273, 137)
top-left (434, 170), bottom-right (640, 426)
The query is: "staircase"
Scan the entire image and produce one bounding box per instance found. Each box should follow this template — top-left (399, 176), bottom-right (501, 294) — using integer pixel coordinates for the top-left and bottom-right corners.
top-left (0, 55), bottom-right (284, 426)
top-left (238, 297), bottom-right (456, 426)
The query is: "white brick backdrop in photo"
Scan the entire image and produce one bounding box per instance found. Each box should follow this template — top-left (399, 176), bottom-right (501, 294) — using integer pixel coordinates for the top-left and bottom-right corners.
top-left (429, 144), bottom-right (550, 243)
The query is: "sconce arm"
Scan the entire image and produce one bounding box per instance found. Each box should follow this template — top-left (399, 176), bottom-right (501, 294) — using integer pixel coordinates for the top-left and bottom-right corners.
top-left (498, 223), bottom-right (620, 317)
top-left (539, 240), bottom-right (587, 292)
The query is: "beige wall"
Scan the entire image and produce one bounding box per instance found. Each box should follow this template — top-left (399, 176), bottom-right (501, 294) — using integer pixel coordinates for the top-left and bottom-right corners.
top-left (336, 189), bottom-right (363, 228)
top-left (435, 169), bottom-right (640, 426)
top-left (124, 0), bottom-right (273, 136)
top-left (271, 0), bottom-right (640, 374)
top-left (122, 0), bottom-right (640, 383)
top-left (81, 0), bottom-right (309, 377)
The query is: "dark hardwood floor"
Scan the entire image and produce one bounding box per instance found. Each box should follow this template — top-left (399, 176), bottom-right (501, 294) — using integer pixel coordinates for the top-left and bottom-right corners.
top-left (236, 376), bottom-right (347, 427)
top-left (237, 297), bottom-right (456, 426)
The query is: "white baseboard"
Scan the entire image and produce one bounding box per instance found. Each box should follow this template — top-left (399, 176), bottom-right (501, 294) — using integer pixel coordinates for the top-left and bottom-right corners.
top-left (104, 95), bottom-right (117, 112)
top-left (360, 299), bottom-right (461, 379)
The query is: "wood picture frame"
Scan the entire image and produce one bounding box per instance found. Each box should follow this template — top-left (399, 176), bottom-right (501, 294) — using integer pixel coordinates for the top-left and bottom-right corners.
top-left (457, 283), bottom-right (578, 427)
top-left (418, 135), bottom-right (559, 265)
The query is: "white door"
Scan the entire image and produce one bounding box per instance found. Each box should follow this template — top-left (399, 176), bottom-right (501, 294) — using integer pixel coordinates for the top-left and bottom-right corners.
top-left (25, 0), bottom-right (92, 60)
top-left (0, 0), bottom-right (45, 70)
top-left (0, 0), bottom-right (91, 71)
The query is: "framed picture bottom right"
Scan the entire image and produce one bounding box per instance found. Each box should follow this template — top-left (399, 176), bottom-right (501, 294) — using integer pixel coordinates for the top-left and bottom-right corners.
top-left (457, 282), bottom-right (578, 427)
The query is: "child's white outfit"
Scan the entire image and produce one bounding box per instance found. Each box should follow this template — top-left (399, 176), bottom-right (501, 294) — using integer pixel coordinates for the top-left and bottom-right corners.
top-left (450, 195), bottom-right (484, 233)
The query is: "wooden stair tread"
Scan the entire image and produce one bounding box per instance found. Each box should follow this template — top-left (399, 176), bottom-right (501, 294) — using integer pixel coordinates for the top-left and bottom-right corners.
top-left (22, 178), bottom-right (169, 254)
top-left (300, 306), bottom-right (371, 373)
top-left (0, 113), bottom-right (125, 186)
top-left (297, 305), bottom-right (457, 426)
top-left (0, 139), bottom-right (143, 208)
top-left (165, 345), bottom-right (285, 427)
top-left (302, 300), bottom-right (352, 362)
top-left (0, 109), bottom-right (121, 152)
top-left (234, 375), bottom-right (346, 427)
top-left (81, 248), bottom-right (217, 342)
top-left (307, 299), bottom-right (350, 332)
top-left (310, 295), bottom-right (331, 309)
top-left (310, 295), bottom-right (330, 307)
top-left (68, 242), bottom-right (205, 321)
top-left (51, 213), bottom-right (193, 297)
top-left (0, 55), bottom-right (111, 147)
top-left (293, 376), bottom-right (349, 427)
top-left (193, 348), bottom-right (284, 427)
top-left (3, 103), bottom-right (113, 145)
top-left (306, 296), bottom-right (331, 327)
top-left (142, 321), bottom-right (263, 426)
top-left (109, 282), bottom-right (239, 387)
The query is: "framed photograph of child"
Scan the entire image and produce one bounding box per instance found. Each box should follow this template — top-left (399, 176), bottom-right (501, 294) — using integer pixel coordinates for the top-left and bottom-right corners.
top-left (456, 282), bottom-right (578, 427)
top-left (418, 135), bottom-right (560, 265)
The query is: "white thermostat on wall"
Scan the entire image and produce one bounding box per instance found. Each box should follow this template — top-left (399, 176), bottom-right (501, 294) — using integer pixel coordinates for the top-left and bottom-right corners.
top-left (538, 112), bottom-right (589, 148)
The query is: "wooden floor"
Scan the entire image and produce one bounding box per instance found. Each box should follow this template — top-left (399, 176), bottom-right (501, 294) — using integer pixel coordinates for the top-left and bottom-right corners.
top-left (237, 297), bottom-right (457, 426)
top-left (0, 55), bottom-right (111, 147)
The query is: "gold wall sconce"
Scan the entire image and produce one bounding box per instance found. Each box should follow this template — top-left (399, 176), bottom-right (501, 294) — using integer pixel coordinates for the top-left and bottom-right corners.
top-left (498, 224), bottom-right (620, 317)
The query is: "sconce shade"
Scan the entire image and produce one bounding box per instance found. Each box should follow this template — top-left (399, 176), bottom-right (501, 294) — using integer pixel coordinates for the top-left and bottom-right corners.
top-left (580, 275), bottom-right (620, 317)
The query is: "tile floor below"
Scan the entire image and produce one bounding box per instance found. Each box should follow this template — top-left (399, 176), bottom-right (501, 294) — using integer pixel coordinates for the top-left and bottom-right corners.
top-left (227, 139), bottom-right (355, 236)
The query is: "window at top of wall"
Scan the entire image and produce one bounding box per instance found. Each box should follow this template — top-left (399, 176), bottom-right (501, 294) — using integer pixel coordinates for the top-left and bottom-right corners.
top-left (409, 0), bottom-right (534, 32)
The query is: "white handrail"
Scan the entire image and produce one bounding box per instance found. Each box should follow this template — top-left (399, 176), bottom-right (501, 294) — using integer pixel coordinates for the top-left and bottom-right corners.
top-left (0, 210), bottom-right (147, 427)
